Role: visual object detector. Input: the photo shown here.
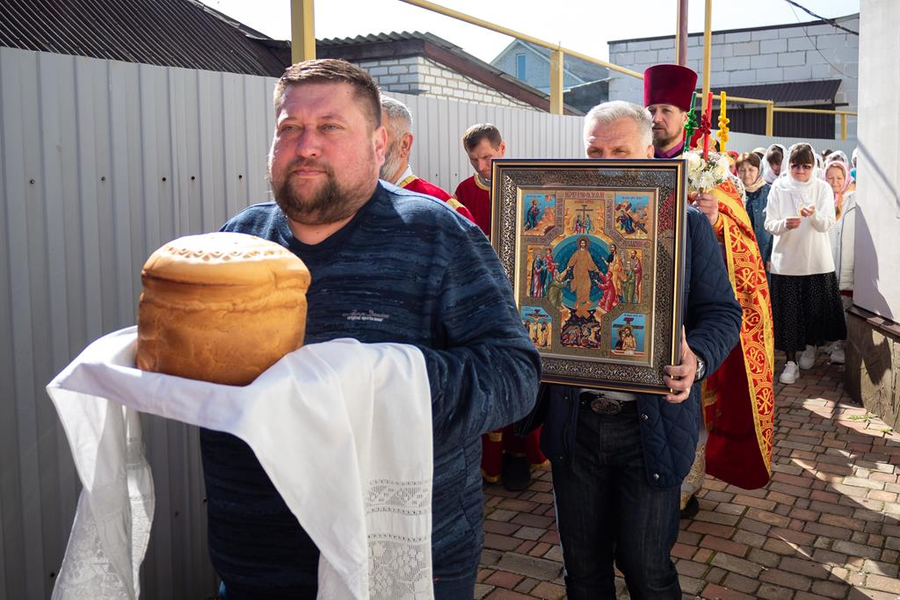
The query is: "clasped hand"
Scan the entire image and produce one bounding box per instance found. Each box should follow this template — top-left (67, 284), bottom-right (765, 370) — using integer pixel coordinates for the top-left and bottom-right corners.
top-left (663, 329), bottom-right (698, 404)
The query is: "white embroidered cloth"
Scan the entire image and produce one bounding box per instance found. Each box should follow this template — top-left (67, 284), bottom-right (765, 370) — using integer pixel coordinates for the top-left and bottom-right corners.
top-left (47, 327), bottom-right (433, 600)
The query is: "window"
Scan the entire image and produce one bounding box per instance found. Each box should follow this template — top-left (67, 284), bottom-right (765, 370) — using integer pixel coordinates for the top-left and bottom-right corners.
top-left (516, 54), bottom-right (526, 80)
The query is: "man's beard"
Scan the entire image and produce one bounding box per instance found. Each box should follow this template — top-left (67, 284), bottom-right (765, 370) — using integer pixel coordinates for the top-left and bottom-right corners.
top-left (272, 158), bottom-right (375, 226)
top-left (379, 141), bottom-right (403, 182)
top-left (652, 127), bottom-right (681, 150)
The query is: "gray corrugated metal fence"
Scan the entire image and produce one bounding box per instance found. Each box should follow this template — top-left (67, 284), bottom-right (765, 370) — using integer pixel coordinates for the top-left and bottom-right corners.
top-left (0, 45), bottom-right (857, 599)
top-left (387, 91), bottom-right (585, 192)
top-left (0, 46), bottom-right (584, 599)
top-left (0, 46), bottom-right (274, 600)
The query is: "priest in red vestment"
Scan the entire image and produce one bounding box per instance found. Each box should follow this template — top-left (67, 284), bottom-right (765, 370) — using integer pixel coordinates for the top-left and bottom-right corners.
top-left (644, 64), bottom-right (774, 518)
top-left (454, 123), bottom-right (547, 489)
top-left (454, 123), bottom-right (507, 237)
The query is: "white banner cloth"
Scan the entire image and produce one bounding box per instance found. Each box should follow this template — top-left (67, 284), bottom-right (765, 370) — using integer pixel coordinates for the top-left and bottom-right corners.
top-left (47, 326), bottom-right (433, 600)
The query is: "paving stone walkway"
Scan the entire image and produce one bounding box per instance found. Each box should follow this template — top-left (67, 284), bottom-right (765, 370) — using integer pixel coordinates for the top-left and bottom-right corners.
top-left (478, 350), bottom-right (900, 599)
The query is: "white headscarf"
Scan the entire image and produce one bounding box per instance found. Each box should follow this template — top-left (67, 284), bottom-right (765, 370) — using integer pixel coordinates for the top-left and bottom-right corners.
top-left (763, 143), bottom-right (786, 184)
top-left (826, 150), bottom-right (849, 166)
top-left (822, 160), bottom-right (852, 196)
top-left (773, 142), bottom-right (822, 196)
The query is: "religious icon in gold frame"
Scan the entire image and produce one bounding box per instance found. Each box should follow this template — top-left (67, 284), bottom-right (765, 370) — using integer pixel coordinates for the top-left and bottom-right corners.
top-left (491, 159), bottom-right (687, 394)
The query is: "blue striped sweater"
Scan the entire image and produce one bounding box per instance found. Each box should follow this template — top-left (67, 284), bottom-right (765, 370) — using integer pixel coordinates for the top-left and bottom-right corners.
top-left (200, 182), bottom-right (541, 598)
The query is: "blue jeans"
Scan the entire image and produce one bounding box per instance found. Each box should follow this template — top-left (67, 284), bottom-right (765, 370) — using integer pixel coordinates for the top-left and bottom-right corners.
top-left (551, 402), bottom-right (681, 600)
top-left (433, 568), bottom-right (477, 599)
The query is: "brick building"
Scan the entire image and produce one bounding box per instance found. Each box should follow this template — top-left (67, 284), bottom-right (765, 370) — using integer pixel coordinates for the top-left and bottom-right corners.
top-left (607, 13), bottom-right (859, 140)
top-left (317, 32), bottom-right (582, 114)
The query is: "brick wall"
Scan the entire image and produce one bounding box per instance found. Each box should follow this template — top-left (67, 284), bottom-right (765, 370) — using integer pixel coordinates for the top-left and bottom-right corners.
top-left (356, 56), bottom-right (536, 110)
top-left (607, 16), bottom-right (859, 140)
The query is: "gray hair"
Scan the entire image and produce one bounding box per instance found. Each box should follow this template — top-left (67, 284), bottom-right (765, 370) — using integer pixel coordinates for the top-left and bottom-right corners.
top-left (381, 96), bottom-right (413, 134)
top-left (583, 101), bottom-right (653, 149)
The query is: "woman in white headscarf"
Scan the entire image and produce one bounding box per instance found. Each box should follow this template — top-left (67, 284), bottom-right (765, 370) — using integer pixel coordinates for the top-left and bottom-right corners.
top-left (764, 143), bottom-right (846, 384)
top-left (823, 160), bottom-right (857, 364)
top-left (814, 152), bottom-right (824, 172)
top-left (736, 152), bottom-right (773, 269)
top-left (762, 143), bottom-right (786, 184)
top-left (825, 150), bottom-right (849, 166)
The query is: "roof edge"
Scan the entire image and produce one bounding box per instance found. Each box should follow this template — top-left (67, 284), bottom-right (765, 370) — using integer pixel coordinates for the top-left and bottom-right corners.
top-left (491, 38), bottom-right (528, 63)
top-left (317, 31), bottom-right (584, 115)
top-left (608, 12), bottom-right (859, 45)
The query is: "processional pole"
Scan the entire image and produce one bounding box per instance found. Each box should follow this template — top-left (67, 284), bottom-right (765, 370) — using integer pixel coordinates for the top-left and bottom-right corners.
top-left (675, 0), bottom-right (689, 66)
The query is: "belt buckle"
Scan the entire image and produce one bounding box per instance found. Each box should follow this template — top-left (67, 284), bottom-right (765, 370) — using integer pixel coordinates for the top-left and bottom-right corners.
top-left (590, 395), bottom-right (622, 415)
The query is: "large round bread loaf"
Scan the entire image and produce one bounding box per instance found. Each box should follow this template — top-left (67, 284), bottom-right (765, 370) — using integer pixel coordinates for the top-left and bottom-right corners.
top-left (136, 232), bottom-right (311, 385)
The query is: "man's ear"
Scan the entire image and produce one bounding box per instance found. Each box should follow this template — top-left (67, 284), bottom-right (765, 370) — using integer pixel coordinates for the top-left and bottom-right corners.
top-left (645, 145), bottom-right (654, 159)
top-left (373, 125), bottom-right (388, 162)
top-left (400, 132), bottom-right (414, 159)
top-left (498, 141), bottom-right (507, 158)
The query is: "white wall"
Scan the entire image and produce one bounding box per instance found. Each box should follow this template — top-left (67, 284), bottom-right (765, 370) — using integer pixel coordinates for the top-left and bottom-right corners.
top-left (854, 0), bottom-right (900, 321)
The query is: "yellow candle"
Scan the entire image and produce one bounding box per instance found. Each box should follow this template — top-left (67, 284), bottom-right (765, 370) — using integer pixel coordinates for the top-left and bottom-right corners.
top-left (717, 91), bottom-right (730, 153)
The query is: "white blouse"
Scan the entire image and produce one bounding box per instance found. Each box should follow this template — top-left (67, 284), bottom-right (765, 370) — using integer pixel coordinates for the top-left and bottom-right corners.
top-left (764, 176), bottom-right (836, 276)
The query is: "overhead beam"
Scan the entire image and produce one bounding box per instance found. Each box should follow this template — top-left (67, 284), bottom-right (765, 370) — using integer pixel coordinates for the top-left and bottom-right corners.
top-left (399, 0), bottom-right (644, 79)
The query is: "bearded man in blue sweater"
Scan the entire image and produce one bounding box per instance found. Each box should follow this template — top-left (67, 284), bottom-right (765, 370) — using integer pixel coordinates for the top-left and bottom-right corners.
top-left (201, 59), bottom-right (541, 599)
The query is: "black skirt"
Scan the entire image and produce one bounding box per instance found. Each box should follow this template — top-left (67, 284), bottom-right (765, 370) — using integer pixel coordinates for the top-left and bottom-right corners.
top-left (770, 272), bottom-right (847, 353)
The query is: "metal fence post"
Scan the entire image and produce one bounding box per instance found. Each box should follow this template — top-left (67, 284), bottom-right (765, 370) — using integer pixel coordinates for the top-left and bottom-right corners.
top-left (550, 49), bottom-right (564, 115)
top-left (291, 0), bottom-right (316, 63)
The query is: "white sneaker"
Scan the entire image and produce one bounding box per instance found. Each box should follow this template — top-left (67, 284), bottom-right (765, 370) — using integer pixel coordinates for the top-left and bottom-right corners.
top-left (780, 361), bottom-right (799, 385)
top-left (798, 345), bottom-right (817, 370)
top-left (830, 347), bottom-right (845, 364)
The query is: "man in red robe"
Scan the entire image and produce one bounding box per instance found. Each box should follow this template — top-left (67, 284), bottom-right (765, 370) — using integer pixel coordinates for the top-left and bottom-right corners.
top-left (454, 123), bottom-right (506, 237)
top-left (380, 97), bottom-right (474, 222)
top-left (454, 123), bottom-right (546, 489)
top-left (644, 64), bottom-right (774, 518)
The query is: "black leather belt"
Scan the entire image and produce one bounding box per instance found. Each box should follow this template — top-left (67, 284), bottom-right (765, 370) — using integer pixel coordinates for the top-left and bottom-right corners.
top-left (578, 391), bottom-right (636, 415)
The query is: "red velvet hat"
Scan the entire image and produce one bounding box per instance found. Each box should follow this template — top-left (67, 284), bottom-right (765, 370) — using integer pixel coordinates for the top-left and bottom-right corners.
top-left (643, 64), bottom-right (698, 111)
